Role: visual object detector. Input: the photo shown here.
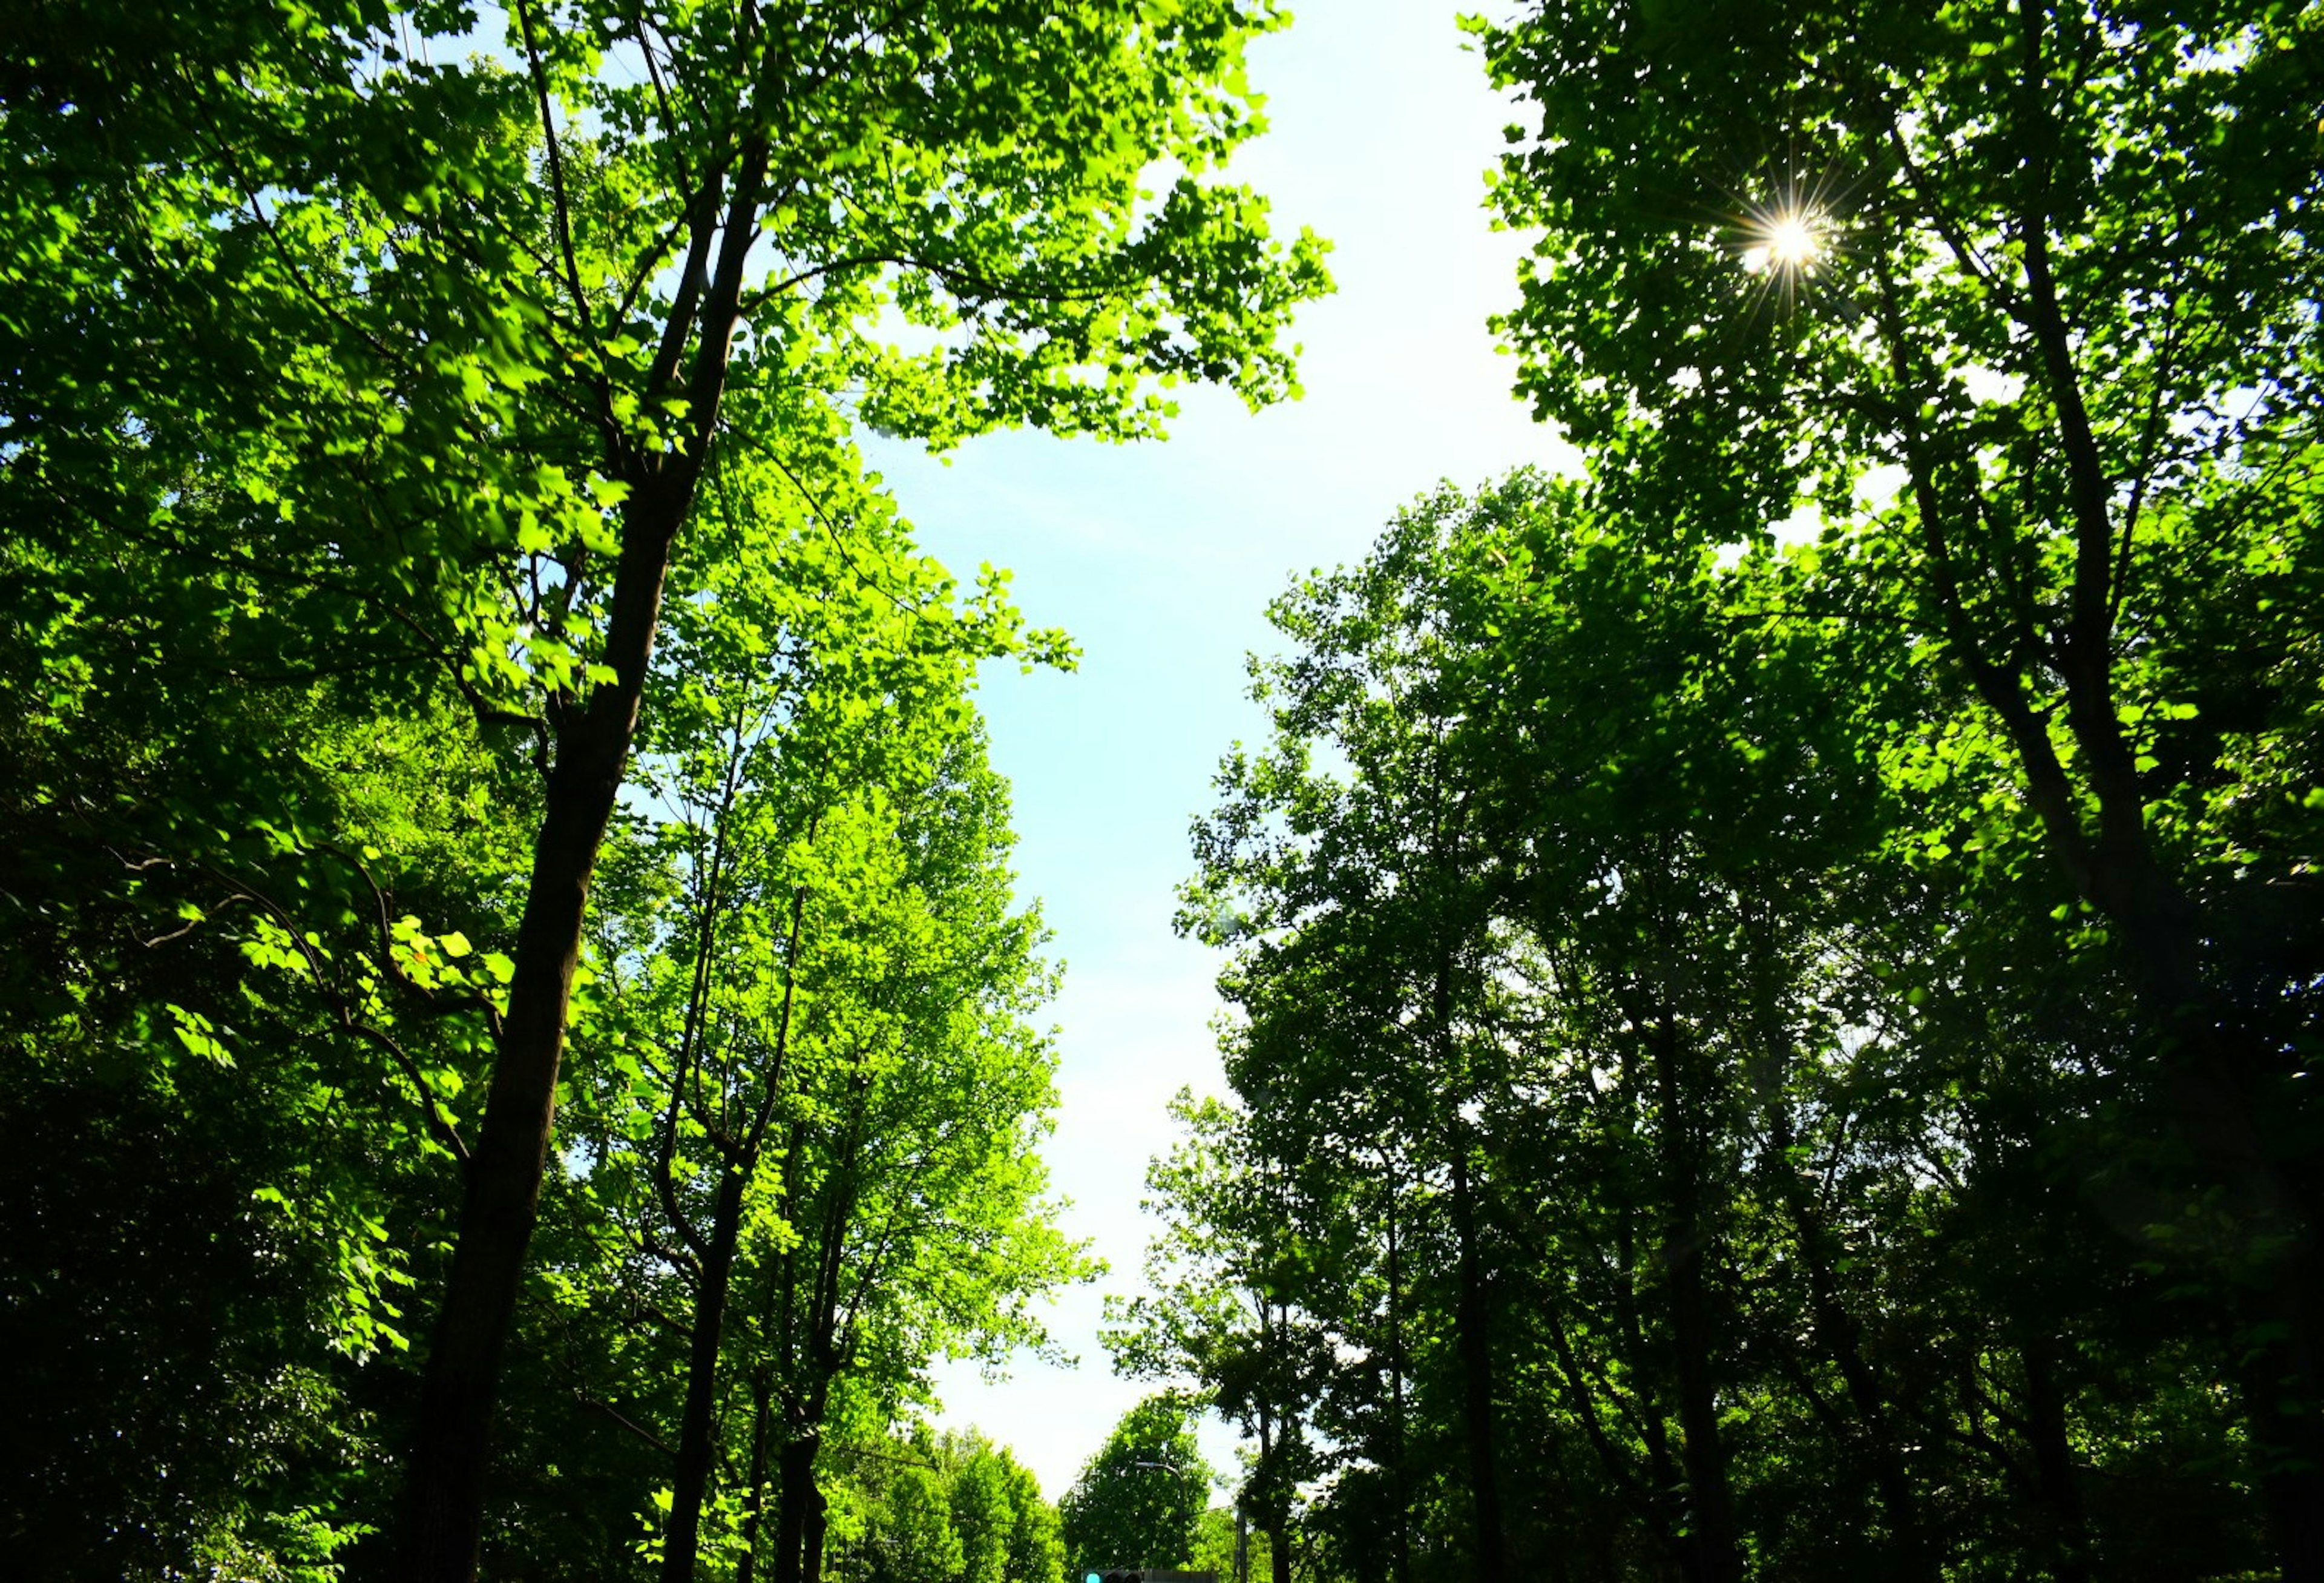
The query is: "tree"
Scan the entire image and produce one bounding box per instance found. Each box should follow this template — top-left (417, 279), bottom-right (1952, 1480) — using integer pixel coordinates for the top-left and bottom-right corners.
top-left (1059, 1395), bottom-right (1215, 1575)
top-left (810, 1427), bottom-right (1061, 1583)
top-left (565, 456), bottom-right (1045, 1583)
top-left (1158, 472), bottom-right (2277, 1581)
top-left (1108, 1093), bottom-right (1321, 1583)
top-left (8, 1), bottom-right (1328, 1575)
top-left (1472, 5), bottom-right (2324, 1568)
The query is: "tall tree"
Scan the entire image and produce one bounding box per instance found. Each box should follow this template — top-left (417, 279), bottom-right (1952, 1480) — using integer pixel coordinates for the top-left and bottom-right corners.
top-left (1161, 472), bottom-right (2275, 1581)
top-left (1472, 6), bottom-right (2324, 1568)
top-left (7, 1), bottom-right (1327, 1574)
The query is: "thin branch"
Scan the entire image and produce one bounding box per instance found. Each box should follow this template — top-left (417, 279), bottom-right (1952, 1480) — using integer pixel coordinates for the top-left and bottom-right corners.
top-left (573, 1390), bottom-right (676, 1456)
top-left (513, 0), bottom-right (592, 329)
top-left (211, 865), bottom-right (471, 1163)
top-left (139, 893), bottom-right (254, 948)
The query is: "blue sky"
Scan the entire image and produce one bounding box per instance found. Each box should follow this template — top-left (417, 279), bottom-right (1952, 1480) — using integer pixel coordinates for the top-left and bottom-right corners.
top-left (868, 1), bottom-right (1580, 1500)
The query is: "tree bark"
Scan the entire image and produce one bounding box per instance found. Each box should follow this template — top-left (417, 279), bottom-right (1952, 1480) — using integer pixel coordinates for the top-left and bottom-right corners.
top-left (663, 882), bottom-right (807, 1583)
top-left (661, 1163), bottom-right (748, 1583)
top-left (1643, 1009), bottom-right (1742, 1583)
top-left (803, 1476), bottom-right (828, 1583)
top-left (1448, 1148), bottom-right (1508, 1583)
top-left (771, 1430), bottom-right (821, 1583)
top-left (1382, 1160), bottom-right (1411, 1583)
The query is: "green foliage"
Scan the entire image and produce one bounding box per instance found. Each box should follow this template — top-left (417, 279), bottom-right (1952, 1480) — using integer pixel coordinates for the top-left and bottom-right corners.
top-left (1059, 1395), bottom-right (1216, 1575)
top-left (2, 0), bottom-right (1322, 1572)
top-left (1155, 472), bottom-right (2283, 1579)
top-left (819, 1429), bottom-right (1063, 1583)
top-left (1189, 1507), bottom-right (1269, 1583)
top-left (1458, 2), bottom-right (2324, 1571)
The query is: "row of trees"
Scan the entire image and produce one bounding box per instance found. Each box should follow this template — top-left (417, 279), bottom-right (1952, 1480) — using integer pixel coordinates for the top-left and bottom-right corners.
top-left (1124, 2), bottom-right (2324, 1581)
top-left (2, 0), bottom-right (1324, 1578)
top-left (816, 1427), bottom-right (1064, 1583)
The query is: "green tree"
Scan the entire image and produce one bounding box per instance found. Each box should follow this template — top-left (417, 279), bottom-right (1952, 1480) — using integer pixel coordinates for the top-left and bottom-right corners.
top-left (1472, 5), bottom-right (2324, 1568)
top-left (1164, 472), bottom-right (2274, 1582)
top-left (1108, 1093), bottom-right (1321, 1583)
top-left (6, 2), bottom-right (1328, 1574)
top-left (811, 1427), bottom-right (1065, 1583)
top-left (1190, 1507), bottom-right (1270, 1583)
top-left (1059, 1395), bottom-right (1215, 1575)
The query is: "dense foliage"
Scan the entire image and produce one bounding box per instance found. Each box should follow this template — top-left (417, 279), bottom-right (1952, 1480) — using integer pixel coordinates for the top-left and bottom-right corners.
top-left (1, 0), bottom-right (1319, 1578)
top-left (11, 0), bottom-right (2324, 1581)
top-left (1058, 1395), bottom-right (1217, 1577)
top-left (1121, 3), bottom-right (2324, 1582)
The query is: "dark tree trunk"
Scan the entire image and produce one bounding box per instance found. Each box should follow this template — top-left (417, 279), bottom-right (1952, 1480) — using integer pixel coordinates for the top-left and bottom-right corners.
top-left (2021, 1338), bottom-right (2092, 1583)
top-left (735, 1377), bottom-right (773, 1583)
top-left (664, 885), bottom-right (805, 1583)
top-left (1745, 959), bottom-right (1937, 1581)
top-left (1785, 1171), bottom-right (1932, 1576)
top-left (803, 1478), bottom-right (827, 1583)
top-left (1644, 1010), bottom-right (1742, 1583)
top-left (402, 478), bottom-right (691, 1582)
top-left (1382, 1163), bottom-right (1412, 1583)
top-left (1449, 1148), bottom-right (1508, 1583)
top-left (661, 1162), bottom-right (749, 1583)
top-left (771, 1432), bottom-right (821, 1583)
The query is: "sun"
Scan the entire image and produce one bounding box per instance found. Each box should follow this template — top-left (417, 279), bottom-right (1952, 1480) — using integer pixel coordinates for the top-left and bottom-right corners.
top-left (1765, 211), bottom-right (1822, 267)
top-left (1744, 205), bottom-right (1827, 274)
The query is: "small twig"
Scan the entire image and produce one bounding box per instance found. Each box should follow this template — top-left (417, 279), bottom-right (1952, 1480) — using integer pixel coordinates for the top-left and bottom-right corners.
top-left (139, 893), bottom-right (254, 948)
top-left (573, 1390), bottom-right (676, 1456)
top-left (211, 865), bottom-right (472, 1163)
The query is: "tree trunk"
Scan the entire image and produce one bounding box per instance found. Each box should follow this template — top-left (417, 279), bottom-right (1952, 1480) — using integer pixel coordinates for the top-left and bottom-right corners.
top-left (665, 882), bottom-right (804, 1583)
top-left (771, 1431), bottom-right (821, 1583)
top-left (661, 1162), bottom-right (750, 1583)
top-left (402, 477), bottom-right (691, 1582)
top-left (1783, 1170), bottom-right (1931, 1576)
top-left (398, 122), bottom-right (769, 1580)
top-left (2021, 1337), bottom-right (2092, 1583)
top-left (1449, 1148), bottom-right (1508, 1583)
top-left (1382, 1162), bottom-right (1411, 1583)
top-left (1644, 1009), bottom-right (1742, 1583)
top-left (803, 1478), bottom-right (828, 1583)
top-left (736, 1376), bottom-right (773, 1583)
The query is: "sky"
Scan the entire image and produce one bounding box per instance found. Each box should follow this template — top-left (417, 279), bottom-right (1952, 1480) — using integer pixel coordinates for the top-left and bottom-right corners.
top-left (867, 1), bottom-right (1581, 1501)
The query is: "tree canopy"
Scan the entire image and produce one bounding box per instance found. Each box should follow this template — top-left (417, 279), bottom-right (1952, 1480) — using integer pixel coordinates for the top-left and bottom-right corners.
top-left (13, 2), bottom-right (2324, 1582)
top-left (1059, 1395), bottom-right (1216, 1577)
top-left (1114, 5), bottom-right (2324, 1582)
top-left (4, 0), bottom-right (1321, 1578)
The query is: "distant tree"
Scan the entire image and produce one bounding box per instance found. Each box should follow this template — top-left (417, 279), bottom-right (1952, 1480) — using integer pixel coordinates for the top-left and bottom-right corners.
top-left (816, 1427), bottom-right (1060, 1583)
top-left (1190, 1506), bottom-right (1270, 1583)
top-left (939, 1432), bottom-right (1065, 1583)
top-left (1059, 1396), bottom-right (1214, 1575)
